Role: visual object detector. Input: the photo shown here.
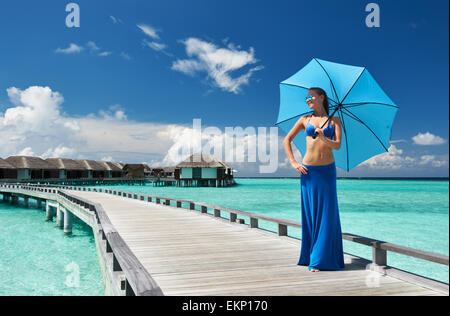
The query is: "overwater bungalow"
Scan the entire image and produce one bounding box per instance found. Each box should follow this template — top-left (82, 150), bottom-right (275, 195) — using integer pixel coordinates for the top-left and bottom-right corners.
top-left (46, 158), bottom-right (86, 179)
top-left (175, 153), bottom-right (235, 187)
top-left (76, 160), bottom-right (109, 179)
top-left (5, 156), bottom-right (58, 180)
top-left (0, 158), bottom-right (17, 180)
top-left (150, 167), bottom-right (162, 177)
top-left (122, 164), bottom-right (150, 178)
top-left (162, 167), bottom-right (175, 177)
top-left (98, 161), bottom-right (125, 178)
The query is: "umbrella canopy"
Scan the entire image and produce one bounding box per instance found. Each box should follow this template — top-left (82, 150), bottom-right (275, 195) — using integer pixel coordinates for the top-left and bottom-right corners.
top-left (276, 58), bottom-right (398, 172)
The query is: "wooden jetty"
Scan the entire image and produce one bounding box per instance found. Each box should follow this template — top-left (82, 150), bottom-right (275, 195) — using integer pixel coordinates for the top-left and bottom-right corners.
top-left (0, 183), bottom-right (448, 296)
top-left (0, 177), bottom-right (176, 187)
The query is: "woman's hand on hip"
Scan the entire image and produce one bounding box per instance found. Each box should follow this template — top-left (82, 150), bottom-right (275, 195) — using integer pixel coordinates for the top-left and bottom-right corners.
top-left (291, 161), bottom-right (308, 175)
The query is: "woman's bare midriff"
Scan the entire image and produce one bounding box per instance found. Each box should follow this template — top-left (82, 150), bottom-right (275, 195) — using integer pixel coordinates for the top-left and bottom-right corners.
top-left (302, 136), bottom-right (335, 166)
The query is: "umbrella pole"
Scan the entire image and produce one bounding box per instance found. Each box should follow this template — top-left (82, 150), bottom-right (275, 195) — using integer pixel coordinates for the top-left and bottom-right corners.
top-left (312, 105), bottom-right (341, 139)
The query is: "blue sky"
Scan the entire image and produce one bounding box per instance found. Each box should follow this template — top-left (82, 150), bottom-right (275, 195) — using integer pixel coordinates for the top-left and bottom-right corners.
top-left (0, 0), bottom-right (448, 177)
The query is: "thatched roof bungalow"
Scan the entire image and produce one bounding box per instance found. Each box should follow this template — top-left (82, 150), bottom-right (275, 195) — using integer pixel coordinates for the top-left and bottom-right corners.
top-left (162, 166), bottom-right (176, 177)
top-left (46, 158), bottom-right (86, 179)
top-left (5, 156), bottom-right (58, 180)
top-left (175, 154), bottom-right (233, 180)
top-left (0, 158), bottom-right (17, 180)
top-left (122, 163), bottom-right (150, 179)
top-left (152, 166), bottom-right (176, 177)
top-left (97, 161), bottom-right (124, 178)
top-left (76, 160), bottom-right (109, 178)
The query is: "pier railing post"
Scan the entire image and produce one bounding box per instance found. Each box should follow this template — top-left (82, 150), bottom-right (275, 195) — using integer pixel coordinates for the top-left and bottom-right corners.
top-left (278, 223), bottom-right (288, 236)
top-left (373, 244), bottom-right (387, 267)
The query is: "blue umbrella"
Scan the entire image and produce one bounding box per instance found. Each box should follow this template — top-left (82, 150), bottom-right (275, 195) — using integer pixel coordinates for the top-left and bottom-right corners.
top-left (276, 58), bottom-right (399, 172)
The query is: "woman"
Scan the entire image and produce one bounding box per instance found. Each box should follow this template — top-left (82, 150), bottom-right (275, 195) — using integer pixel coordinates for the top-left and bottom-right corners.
top-left (282, 87), bottom-right (345, 272)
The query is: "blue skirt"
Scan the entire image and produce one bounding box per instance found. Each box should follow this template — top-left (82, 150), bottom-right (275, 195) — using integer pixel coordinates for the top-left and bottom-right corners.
top-left (297, 162), bottom-right (345, 271)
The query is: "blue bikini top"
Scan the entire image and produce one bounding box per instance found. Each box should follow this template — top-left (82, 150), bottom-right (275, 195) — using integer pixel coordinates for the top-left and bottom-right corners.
top-left (305, 115), bottom-right (334, 138)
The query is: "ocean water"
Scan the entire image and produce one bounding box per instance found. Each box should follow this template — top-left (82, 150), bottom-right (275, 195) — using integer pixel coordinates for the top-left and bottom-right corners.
top-left (91, 178), bottom-right (449, 284)
top-left (0, 198), bottom-right (104, 296)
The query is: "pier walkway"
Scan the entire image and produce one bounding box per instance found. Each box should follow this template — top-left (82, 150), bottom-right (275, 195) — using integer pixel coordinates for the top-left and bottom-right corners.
top-left (0, 184), bottom-right (448, 296)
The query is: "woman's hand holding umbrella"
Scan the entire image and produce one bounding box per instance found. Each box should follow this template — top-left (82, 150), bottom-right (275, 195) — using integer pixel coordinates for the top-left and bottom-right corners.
top-left (314, 127), bottom-right (326, 141)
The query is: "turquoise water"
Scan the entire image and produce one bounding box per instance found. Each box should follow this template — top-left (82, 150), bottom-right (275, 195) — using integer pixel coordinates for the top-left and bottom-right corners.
top-left (91, 178), bottom-right (449, 284)
top-left (0, 198), bottom-right (104, 296)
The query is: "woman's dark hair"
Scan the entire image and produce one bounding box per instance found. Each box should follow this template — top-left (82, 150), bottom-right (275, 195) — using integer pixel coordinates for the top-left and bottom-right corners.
top-left (309, 87), bottom-right (329, 116)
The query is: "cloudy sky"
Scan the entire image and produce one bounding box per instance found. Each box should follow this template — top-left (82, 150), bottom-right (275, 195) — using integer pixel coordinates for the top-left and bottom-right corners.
top-left (0, 0), bottom-right (448, 177)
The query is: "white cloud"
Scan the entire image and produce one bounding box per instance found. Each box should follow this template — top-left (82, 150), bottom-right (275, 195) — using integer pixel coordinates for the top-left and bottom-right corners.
top-left (0, 86), bottom-right (82, 158)
top-left (2, 86), bottom-right (65, 133)
top-left (359, 143), bottom-right (448, 171)
top-left (171, 37), bottom-right (263, 93)
top-left (55, 42), bottom-right (112, 58)
top-left (55, 43), bottom-right (84, 54)
top-left (360, 144), bottom-right (416, 170)
top-left (120, 52), bottom-right (131, 60)
top-left (86, 41), bottom-right (100, 52)
top-left (418, 154), bottom-right (449, 168)
top-left (17, 147), bottom-right (35, 156)
top-left (98, 51), bottom-right (112, 57)
top-left (41, 146), bottom-right (75, 159)
top-left (109, 16), bottom-right (123, 24)
top-left (412, 132), bottom-right (446, 145)
top-left (143, 39), bottom-right (167, 52)
top-left (137, 24), bottom-right (160, 40)
top-left (101, 156), bottom-right (114, 162)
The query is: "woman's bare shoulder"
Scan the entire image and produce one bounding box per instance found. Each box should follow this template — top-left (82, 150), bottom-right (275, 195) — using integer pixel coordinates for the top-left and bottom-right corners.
top-left (332, 116), bottom-right (341, 124)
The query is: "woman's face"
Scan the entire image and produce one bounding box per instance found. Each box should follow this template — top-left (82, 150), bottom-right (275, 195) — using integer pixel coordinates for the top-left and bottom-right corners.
top-left (306, 90), bottom-right (324, 110)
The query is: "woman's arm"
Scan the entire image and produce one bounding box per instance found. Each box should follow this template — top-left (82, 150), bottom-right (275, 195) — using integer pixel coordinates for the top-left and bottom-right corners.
top-left (316, 116), bottom-right (342, 150)
top-left (282, 116), bottom-right (305, 165)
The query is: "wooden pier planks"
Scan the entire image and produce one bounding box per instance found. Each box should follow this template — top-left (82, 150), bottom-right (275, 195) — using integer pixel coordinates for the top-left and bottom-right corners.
top-left (69, 191), bottom-right (446, 296)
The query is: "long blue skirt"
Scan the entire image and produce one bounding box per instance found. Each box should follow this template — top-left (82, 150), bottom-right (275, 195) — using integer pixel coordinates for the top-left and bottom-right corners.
top-left (297, 162), bottom-right (345, 271)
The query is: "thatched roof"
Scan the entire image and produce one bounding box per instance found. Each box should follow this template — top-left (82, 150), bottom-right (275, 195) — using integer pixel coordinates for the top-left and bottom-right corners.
top-left (162, 166), bottom-right (176, 172)
top-left (5, 156), bottom-right (57, 170)
top-left (123, 163), bottom-right (150, 171)
top-left (98, 161), bottom-right (123, 171)
top-left (0, 158), bottom-right (15, 169)
top-left (175, 154), bottom-right (232, 169)
top-left (112, 162), bottom-right (124, 169)
top-left (76, 159), bottom-right (109, 171)
top-left (46, 158), bottom-right (86, 170)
